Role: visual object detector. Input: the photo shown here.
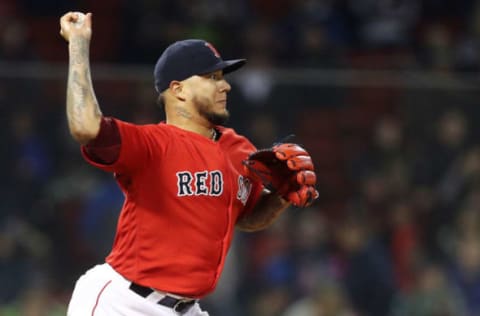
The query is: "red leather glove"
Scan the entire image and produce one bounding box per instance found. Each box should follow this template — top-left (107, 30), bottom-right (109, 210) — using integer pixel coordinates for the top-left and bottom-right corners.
top-left (243, 143), bottom-right (319, 207)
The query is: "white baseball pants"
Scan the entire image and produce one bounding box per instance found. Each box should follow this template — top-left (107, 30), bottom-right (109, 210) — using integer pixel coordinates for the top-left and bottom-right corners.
top-left (67, 263), bottom-right (209, 316)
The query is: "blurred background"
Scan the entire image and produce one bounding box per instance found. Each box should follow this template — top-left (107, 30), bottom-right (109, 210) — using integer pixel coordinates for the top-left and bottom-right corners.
top-left (3, 0), bottom-right (480, 315)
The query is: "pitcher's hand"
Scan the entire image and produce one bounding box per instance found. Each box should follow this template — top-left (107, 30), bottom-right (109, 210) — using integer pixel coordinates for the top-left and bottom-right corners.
top-left (60, 12), bottom-right (92, 42)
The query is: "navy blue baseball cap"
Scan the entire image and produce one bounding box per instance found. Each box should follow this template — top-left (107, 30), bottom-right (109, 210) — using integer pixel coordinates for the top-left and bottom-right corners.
top-left (154, 39), bottom-right (246, 93)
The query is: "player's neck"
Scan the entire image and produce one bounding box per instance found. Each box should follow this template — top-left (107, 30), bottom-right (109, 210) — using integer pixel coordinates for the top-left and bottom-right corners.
top-left (165, 102), bottom-right (216, 139)
top-left (166, 116), bottom-right (215, 140)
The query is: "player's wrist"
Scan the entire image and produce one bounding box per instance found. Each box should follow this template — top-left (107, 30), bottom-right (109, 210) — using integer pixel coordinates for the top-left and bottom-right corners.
top-left (68, 35), bottom-right (91, 48)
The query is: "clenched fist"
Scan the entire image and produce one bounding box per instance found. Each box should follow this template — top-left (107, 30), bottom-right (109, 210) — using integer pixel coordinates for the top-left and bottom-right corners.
top-left (59, 11), bottom-right (92, 42)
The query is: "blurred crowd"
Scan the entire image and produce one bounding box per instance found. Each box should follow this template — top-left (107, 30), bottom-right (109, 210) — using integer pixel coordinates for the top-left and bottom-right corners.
top-left (2, 0), bottom-right (480, 71)
top-left (2, 0), bottom-right (480, 315)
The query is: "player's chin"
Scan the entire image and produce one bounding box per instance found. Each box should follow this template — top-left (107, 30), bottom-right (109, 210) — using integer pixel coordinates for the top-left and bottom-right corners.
top-left (208, 110), bottom-right (229, 125)
top-left (218, 109), bottom-right (230, 121)
top-left (213, 103), bottom-right (228, 115)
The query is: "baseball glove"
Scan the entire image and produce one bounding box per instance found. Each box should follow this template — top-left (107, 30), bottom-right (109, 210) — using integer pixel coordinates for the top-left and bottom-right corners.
top-left (243, 143), bottom-right (319, 207)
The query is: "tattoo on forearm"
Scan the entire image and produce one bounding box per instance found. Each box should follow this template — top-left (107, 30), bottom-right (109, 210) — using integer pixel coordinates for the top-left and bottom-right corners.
top-left (66, 37), bottom-right (101, 133)
top-left (67, 70), bottom-right (87, 128)
top-left (70, 37), bottom-right (88, 66)
top-left (72, 71), bottom-right (87, 107)
top-left (236, 193), bottom-right (290, 232)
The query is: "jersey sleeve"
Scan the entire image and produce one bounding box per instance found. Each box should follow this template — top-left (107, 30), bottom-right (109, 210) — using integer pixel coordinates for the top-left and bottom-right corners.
top-left (83, 117), bottom-right (121, 164)
top-left (81, 118), bottom-right (166, 174)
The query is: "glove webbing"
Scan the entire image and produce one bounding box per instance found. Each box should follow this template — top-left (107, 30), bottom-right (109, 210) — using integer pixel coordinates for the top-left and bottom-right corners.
top-left (242, 160), bottom-right (278, 193)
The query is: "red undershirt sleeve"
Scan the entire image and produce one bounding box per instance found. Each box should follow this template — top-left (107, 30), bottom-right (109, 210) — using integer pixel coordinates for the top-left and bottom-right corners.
top-left (83, 117), bottom-right (121, 165)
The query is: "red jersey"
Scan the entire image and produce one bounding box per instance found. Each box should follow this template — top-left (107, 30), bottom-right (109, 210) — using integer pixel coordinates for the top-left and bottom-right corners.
top-left (81, 118), bottom-right (263, 298)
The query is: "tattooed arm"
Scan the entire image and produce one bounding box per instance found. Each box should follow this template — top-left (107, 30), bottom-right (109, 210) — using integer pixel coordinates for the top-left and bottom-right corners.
top-left (236, 190), bottom-right (291, 232)
top-left (60, 12), bottom-right (101, 144)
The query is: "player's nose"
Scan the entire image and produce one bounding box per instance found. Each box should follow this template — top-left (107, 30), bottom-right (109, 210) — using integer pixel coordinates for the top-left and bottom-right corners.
top-left (219, 79), bottom-right (231, 92)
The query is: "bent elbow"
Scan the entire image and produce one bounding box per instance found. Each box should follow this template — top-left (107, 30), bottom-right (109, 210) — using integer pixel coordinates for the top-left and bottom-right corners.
top-left (68, 114), bottom-right (102, 144)
top-left (69, 126), bottom-right (99, 145)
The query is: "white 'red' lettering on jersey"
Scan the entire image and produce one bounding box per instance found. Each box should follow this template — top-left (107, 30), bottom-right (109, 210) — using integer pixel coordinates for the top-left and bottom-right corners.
top-left (176, 170), bottom-right (224, 196)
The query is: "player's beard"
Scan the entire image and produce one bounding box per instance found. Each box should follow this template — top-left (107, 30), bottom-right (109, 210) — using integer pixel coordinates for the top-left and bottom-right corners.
top-left (195, 96), bottom-right (230, 125)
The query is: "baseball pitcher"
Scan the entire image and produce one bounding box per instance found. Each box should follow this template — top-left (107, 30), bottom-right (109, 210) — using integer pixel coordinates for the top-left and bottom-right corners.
top-left (60, 11), bottom-right (318, 316)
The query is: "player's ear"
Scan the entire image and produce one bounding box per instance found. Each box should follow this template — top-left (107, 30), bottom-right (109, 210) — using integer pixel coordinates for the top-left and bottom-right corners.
top-left (169, 81), bottom-right (186, 101)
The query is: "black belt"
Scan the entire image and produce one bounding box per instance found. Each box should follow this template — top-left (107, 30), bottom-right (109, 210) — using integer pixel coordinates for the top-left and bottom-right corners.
top-left (129, 282), bottom-right (196, 313)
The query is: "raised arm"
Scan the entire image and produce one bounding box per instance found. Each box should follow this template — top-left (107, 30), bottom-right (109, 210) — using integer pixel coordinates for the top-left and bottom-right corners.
top-left (60, 12), bottom-right (102, 144)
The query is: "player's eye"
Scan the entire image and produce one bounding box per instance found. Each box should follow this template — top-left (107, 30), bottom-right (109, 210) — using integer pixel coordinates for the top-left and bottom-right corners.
top-left (208, 73), bottom-right (222, 81)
